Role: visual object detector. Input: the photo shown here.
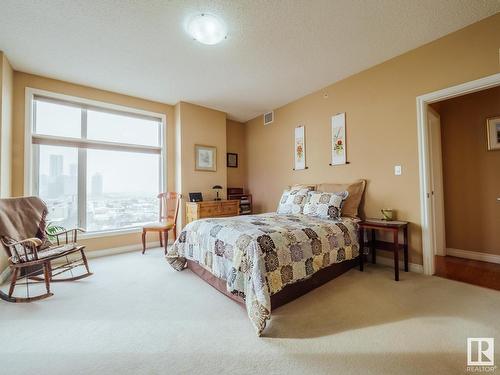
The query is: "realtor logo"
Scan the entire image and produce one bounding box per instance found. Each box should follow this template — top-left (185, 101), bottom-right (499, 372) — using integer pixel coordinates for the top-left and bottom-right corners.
top-left (467, 338), bottom-right (494, 366)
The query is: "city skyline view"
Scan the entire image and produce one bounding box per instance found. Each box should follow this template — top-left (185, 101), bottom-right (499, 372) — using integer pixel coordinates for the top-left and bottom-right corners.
top-left (39, 150), bottom-right (160, 232)
top-left (35, 98), bottom-right (162, 232)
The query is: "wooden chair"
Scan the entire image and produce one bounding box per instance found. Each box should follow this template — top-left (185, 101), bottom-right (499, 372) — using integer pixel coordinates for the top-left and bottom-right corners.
top-left (1, 237), bottom-right (53, 302)
top-left (0, 196), bottom-right (92, 303)
top-left (142, 192), bottom-right (181, 255)
top-left (1, 230), bottom-right (92, 302)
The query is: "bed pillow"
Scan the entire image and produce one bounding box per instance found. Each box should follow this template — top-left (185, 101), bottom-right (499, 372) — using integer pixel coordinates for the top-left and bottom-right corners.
top-left (316, 180), bottom-right (366, 218)
top-left (287, 184), bottom-right (317, 191)
top-left (276, 187), bottom-right (312, 214)
top-left (303, 191), bottom-right (349, 220)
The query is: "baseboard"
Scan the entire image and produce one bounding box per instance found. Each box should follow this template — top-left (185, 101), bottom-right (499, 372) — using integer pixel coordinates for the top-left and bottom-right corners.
top-left (85, 241), bottom-right (163, 260)
top-left (1, 241), bottom-right (173, 281)
top-left (446, 248), bottom-right (500, 265)
top-left (371, 256), bottom-right (424, 274)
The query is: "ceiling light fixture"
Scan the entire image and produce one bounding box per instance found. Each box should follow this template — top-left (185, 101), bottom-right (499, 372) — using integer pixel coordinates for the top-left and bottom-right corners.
top-left (187, 13), bottom-right (227, 45)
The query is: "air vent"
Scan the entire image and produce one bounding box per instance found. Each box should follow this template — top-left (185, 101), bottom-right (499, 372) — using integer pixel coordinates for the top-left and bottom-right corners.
top-left (263, 111), bottom-right (274, 125)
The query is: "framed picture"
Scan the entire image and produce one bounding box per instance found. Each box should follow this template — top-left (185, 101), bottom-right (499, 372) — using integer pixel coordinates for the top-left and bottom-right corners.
top-left (294, 125), bottom-right (306, 170)
top-left (227, 153), bottom-right (238, 168)
top-left (195, 144), bottom-right (217, 171)
top-left (486, 116), bottom-right (500, 151)
top-left (331, 113), bottom-right (346, 165)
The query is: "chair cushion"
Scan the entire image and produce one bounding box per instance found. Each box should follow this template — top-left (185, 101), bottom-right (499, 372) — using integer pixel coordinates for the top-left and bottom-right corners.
top-left (143, 221), bottom-right (175, 230)
top-left (11, 243), bottom-right (79, 264)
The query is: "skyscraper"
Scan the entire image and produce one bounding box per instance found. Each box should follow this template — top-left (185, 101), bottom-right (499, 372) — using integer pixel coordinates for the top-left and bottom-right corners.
top-left (48, 154), bottom-right (64, 198)
top-left (91, 173), bottom-right (103, 197)
top-left (49, 154), bottom-right (63, 177)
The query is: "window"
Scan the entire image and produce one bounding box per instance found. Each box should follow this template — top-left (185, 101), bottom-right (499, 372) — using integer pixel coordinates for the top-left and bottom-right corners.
top-left (28, 92), bottom-right (164, 235)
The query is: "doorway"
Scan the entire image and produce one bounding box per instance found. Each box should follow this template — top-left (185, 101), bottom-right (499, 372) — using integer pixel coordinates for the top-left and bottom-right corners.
top-left (416, 72), bottom-right (500, 276)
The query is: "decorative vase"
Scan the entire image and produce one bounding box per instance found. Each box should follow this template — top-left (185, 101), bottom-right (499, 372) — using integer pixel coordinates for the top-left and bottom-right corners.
top-left (381, 209), bottom-right (394, 221)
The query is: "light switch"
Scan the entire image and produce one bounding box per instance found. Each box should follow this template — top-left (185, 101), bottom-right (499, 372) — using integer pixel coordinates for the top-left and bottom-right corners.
top-left (394, 165), bottom-right (402, 176)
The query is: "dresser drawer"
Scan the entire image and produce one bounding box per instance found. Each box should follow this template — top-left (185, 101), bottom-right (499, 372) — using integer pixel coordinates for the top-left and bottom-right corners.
top-left (220, 201), bottom-right (239, 215)
top-left (200, 202), bottom-right (238, 217)
top-left (186, 200), bottom-right (240, 223)
top-left (200, 203), bottom-right (223, 217)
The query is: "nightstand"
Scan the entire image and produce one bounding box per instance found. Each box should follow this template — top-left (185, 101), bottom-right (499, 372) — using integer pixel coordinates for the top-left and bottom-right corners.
top-left (359, 219), bottom-right (409, 281)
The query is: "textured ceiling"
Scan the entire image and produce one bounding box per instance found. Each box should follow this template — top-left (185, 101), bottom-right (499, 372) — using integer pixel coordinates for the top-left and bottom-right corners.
top-left (0, 0), bottom-right (498, 121)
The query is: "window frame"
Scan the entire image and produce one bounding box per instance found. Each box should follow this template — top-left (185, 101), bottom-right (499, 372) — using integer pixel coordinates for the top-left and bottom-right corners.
top-left (24, 87), bottom-right (167, 239)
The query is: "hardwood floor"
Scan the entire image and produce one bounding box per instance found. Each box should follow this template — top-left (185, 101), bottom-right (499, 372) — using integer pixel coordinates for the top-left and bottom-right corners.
top-left (435, 255), bottom-right (500, 291)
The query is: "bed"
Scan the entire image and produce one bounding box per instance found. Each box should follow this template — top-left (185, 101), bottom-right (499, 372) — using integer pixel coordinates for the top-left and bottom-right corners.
top-left (167, 211), bottom-right (362, 335)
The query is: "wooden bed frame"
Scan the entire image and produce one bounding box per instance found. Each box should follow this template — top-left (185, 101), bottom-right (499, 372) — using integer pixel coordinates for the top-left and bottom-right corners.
top-left (186, 252), bottom-right (363, 310)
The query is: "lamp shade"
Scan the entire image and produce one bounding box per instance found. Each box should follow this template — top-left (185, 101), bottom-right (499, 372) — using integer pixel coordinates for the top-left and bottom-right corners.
top-left (187, 14), bottom-right (227, 45)
top-left (212, 185), bottom-right (223, 189)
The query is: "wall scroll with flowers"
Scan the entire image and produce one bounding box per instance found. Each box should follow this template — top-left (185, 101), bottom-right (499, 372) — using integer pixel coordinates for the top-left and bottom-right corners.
top-left (294, 125), bottom-right (306, 170)
top-left (331, 113), bottom-right (347, 165)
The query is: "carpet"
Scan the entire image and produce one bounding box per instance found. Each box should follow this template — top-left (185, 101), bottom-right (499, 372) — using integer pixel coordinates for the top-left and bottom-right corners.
top-left (0, 248), bottom-right (499, 375)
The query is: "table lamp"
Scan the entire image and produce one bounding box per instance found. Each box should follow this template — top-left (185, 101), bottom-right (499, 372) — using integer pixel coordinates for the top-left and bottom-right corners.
top-left (212, 185), bottom-right (223, 201)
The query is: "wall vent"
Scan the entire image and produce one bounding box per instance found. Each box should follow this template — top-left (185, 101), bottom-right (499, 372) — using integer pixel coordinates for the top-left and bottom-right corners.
top-left (263, 111), bottom-right (274, 125)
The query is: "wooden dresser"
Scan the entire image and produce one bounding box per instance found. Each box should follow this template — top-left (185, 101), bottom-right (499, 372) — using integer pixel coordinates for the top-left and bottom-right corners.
top-left (185, 200), bottom-right (240, 224)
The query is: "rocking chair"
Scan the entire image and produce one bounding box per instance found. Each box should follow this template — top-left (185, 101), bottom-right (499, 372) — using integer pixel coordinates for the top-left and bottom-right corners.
top-left (0, 197), bottom-right (93, 302)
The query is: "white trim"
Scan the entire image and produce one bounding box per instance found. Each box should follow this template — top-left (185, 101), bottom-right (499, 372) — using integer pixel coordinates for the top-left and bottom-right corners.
top-left (416, 97), bottom-right (433, 275)
top-left (446, 248), bottom-right (500, 265)
top-left (27, 88), bottom-right (166, 120)
top-left (427, 107), bottom-right (446, 256)
top-left (79, 227), bottom-right (142, 239)
top-left (374, 256), bottom-right (424, 274)
top-left (32, 134), bottom-right (162, 154)
top-left (24, 88), bottom-right (33, 195)
top-left (416, 73), bottom-right (500, 276)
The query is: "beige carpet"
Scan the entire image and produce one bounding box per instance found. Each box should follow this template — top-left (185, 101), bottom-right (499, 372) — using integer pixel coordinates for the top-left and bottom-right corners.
top-left (1, 248), bottom-right (499, 375)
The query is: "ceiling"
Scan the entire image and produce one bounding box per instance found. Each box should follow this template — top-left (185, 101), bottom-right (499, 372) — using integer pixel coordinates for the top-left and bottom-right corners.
top-left (0, 1), bottom-right (498, 122)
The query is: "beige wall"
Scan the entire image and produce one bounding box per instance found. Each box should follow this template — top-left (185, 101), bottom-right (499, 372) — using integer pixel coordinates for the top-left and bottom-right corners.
top-left (435, 86), bottom-right (500, 255)
top-left (226, 119), bottom-right (247, 189)
top-left (0, 52), bottom-right (14, 272)
top-left (175, 102), bottom-right (227, 226)
top-left (245, 14), bottom-right (500, 265)
top-left (0, 52), bottom-right (13, 198)
top-left (10, 72), bottom-right (176, 258)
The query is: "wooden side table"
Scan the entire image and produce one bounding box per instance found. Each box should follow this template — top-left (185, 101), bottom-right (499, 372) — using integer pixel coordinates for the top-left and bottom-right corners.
top-left (359, 219), bottom-right (409, 281)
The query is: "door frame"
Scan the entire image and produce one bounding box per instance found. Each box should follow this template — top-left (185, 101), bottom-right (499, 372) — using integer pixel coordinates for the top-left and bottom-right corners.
top-left (427, 106), bottom-right (446, 257)
top-left (416, 72), bottom-right (500, 275)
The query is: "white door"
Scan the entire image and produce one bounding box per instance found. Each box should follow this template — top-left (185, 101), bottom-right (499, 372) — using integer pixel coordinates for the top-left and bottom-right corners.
top-left (427, 107), bottom-right (446, 256)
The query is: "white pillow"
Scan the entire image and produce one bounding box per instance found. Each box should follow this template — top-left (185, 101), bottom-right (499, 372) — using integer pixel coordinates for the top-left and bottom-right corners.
top-left (303, 191), bottom-right (349, 219)
top-left (276, 187), bottom-right (311, 214)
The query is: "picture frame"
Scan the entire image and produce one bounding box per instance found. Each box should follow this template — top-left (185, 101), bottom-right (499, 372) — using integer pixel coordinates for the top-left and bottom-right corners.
top-left (294, 125), bottom-right (306, 170)
top-left (486, 115), bottom-right (500, 151)
top-left (227, 152), bottom-right (238, 168)
top-left (195, 144), bottom-right (217, 171)
top-left (331, 112), bottom-right (347, 165)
